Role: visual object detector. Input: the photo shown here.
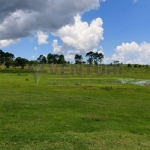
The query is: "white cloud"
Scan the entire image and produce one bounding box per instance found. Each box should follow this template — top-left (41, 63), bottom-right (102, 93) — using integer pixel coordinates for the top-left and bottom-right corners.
top-left (65, 50), bottom-right (81, 61)
top-left (133, 0), bottom-right (138, 3)
top-left (52, 40), bottom-right (63, 54)
top-left (111, 41), bottom-right (150, 64)
top-left (0, 39), bottom-right (19, 48)
top-left (0, 0), bottom-right (104, 40)
top-left (37, 31), bottom-right (49, 45)
top-left (65, 53), bottom-right (75, 62)
top-left (52, 15), bottom-right (104, 55)
top-left (34, 46), bottom-right (37, 50)
top-left (97, 46), bottom-right (104, 54)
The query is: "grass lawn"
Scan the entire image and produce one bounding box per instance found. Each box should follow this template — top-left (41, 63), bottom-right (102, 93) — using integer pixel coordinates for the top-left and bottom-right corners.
top-left (0, 66), bottom-right (150, 149)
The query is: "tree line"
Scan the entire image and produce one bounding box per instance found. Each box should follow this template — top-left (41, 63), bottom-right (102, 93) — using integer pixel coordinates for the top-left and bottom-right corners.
top-left (37, 51), bottom-right (104, 65)
top-left (0, 50), bottom-right (28, 69)
top-left (0, 49), bottom-right (104, 69)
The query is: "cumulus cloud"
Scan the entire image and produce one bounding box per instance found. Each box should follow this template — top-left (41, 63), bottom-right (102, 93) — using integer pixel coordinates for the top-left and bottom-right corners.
top-left (0, 39), bottom-right (19, 48)
top-left (37, 31), bottom-right (49, 45)
top-left (52, 15), bottom-right (104, 56)
top-left (52, 40), bottom-right (63, 54)
top-left (0, 0), bottom-right (103, 40)
top-left (65, 52), bottom-right (76, 62)
top-left (112, 41), bottom-right (150, 64)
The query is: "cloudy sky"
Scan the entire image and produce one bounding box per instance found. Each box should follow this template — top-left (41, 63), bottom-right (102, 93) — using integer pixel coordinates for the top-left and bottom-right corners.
top-left (0, 0), bottom-right (150, 64)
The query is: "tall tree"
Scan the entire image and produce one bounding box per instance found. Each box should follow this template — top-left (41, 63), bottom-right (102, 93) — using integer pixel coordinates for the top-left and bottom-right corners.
top-left (4, 52), bottom-right (14, 60)
top-left (47, 53), bottom-right (54, 64)
top-left (57, 55), bottom-right (66, 64)
top-left (93, 52), bottom-right (99, 65)
top-left (86, 51), bottom-right (94, 64)
top-left (0, 50), bottom-right (14, 64)
top-left (15, 57), bottom-right (28, 69)
top-left (98, 53), bottom-right (104, 64)
top-left (53, 54), bottom-right (60, 64)
top-left (47, 53), bottom-right (66, 64)
top-left (75, 54), bottom-right (83, 64)
top-left (37, 55), bottom-right (47, 63)
top-left (5, 60), bottom-right (14, 68)
top-left (0, 50), bottom-right (5, 64)
top-left (86, 51), bottom-right (104, 65)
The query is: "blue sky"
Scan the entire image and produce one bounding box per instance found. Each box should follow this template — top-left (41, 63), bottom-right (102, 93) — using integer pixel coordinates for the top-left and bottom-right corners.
top-left (0, 0), bottom-right (150, 64)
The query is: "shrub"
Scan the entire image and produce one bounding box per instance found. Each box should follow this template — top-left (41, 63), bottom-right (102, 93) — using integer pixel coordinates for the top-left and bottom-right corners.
top-left (146, 65), bottom-right (149, 68)
top-left (134, 64), bottom-right (138, 68)
top-left (127, 64), bottom-right (132, 67)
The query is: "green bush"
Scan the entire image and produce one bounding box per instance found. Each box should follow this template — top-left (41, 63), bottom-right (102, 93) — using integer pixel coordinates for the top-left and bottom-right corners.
top-left (127, 64), bottom-right (132, 67)
top-left (134, 64), bottom-right (138, 68)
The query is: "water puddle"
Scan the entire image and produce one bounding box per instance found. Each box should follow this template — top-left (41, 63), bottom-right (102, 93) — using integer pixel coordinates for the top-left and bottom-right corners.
top-left (118, 78), bottom-right (150, 87)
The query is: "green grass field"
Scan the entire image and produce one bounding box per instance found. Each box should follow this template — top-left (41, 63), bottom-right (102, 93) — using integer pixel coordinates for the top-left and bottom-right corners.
top-left (0, 65), bottom-right (150, 149)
